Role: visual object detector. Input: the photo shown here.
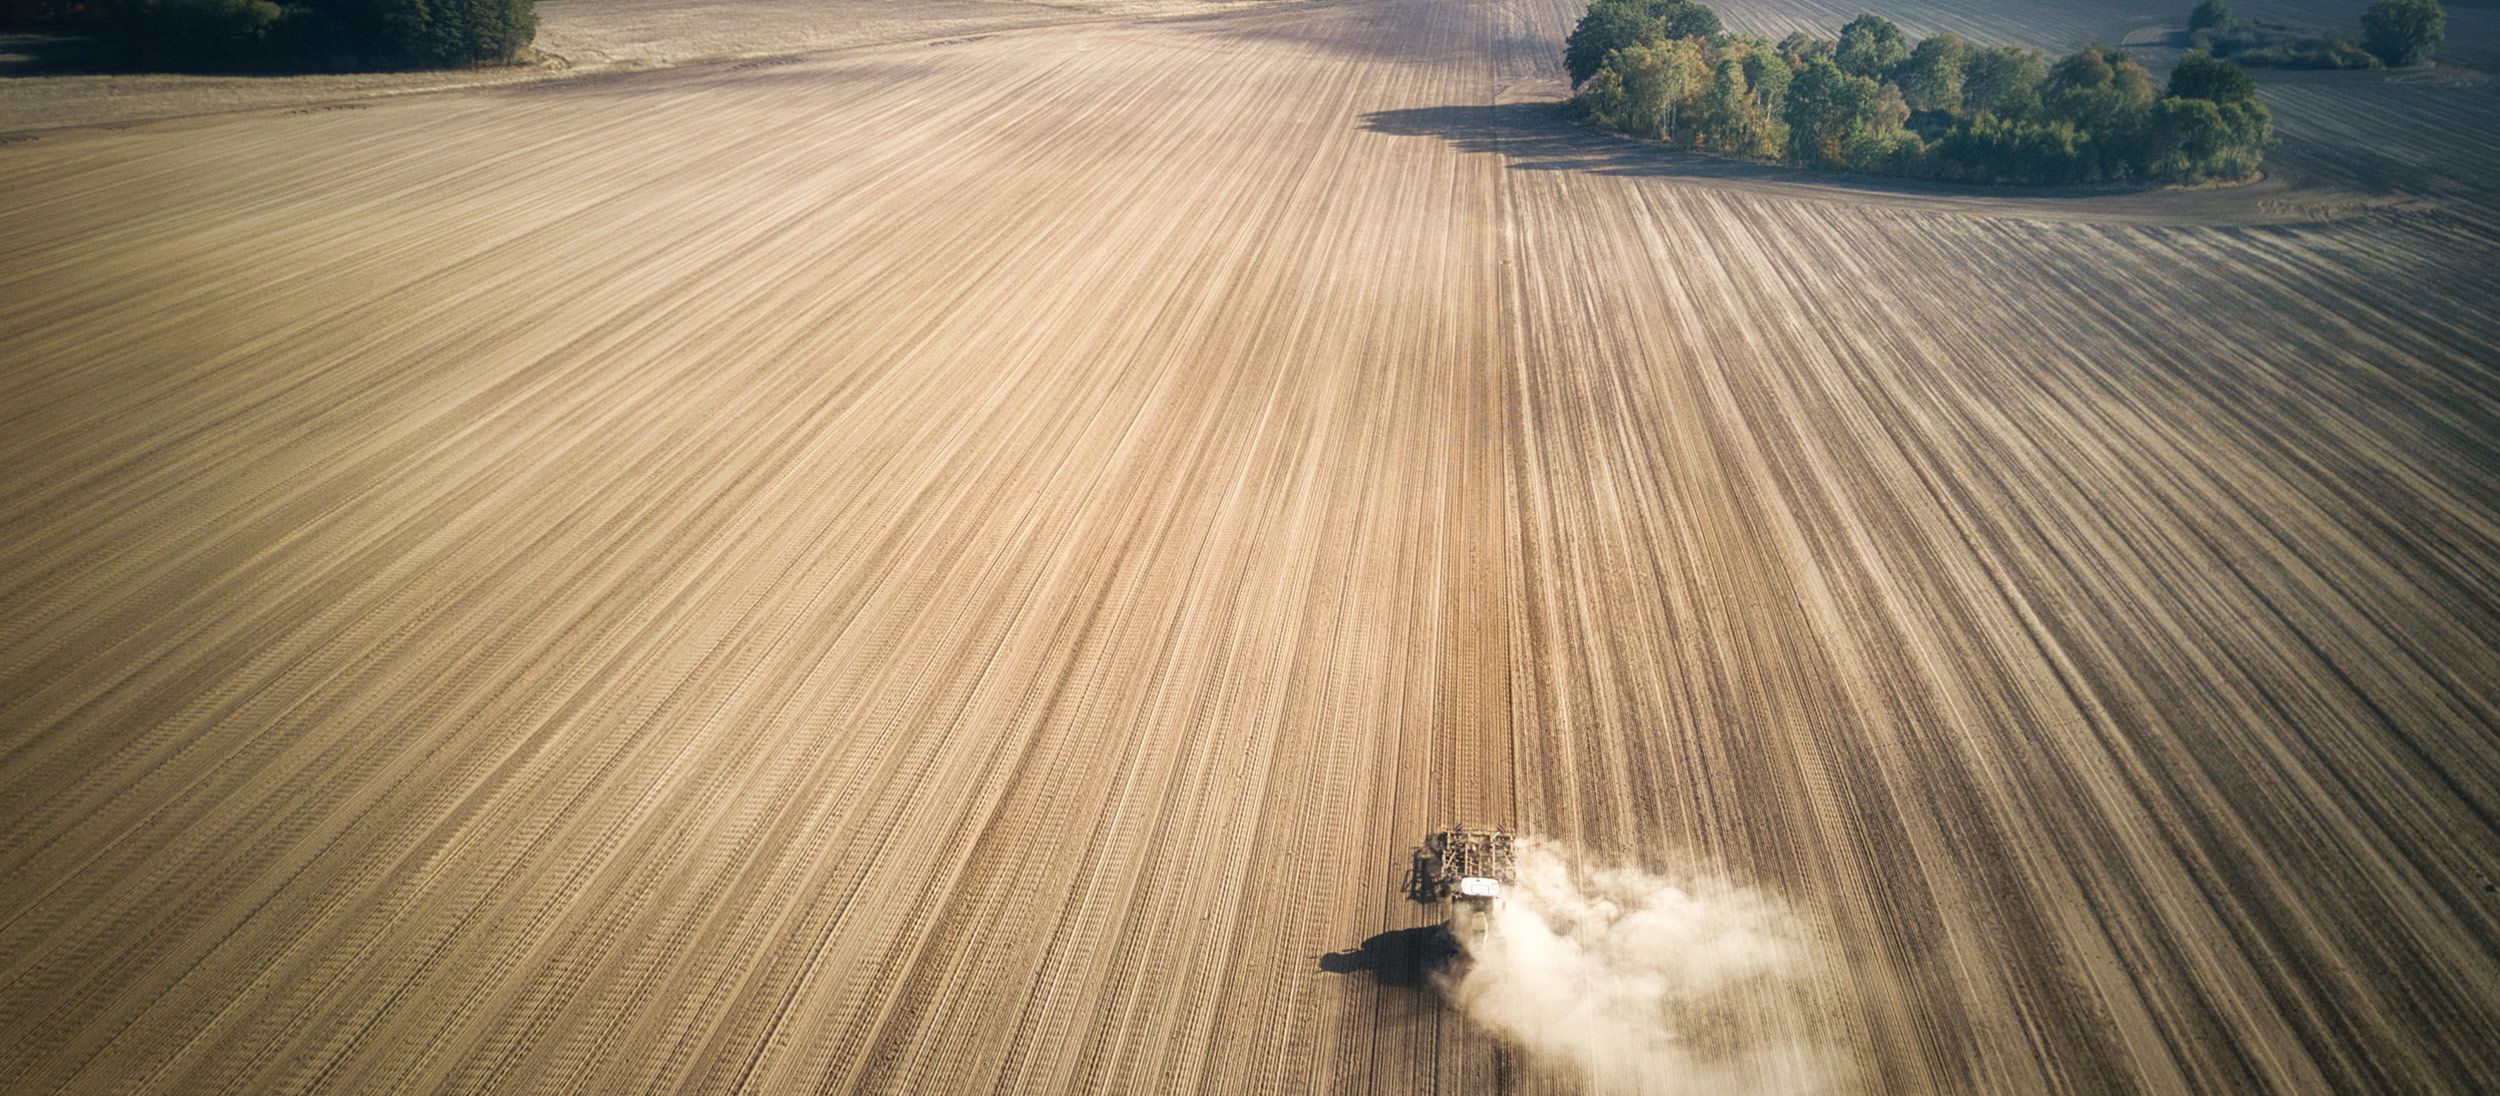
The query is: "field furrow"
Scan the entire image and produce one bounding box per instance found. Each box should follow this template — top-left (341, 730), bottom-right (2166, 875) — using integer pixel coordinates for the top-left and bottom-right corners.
top-left (3, 0), bottom-right (2496, 1090)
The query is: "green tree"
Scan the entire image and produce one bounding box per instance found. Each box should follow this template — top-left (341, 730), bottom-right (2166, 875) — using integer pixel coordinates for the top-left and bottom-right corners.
top-left (1699, 58), bottom-right (1753, 152)
top-left (111, 0), bottom-right (280, 69)
top-left (1652, 36), bottom-right (1714, 142)
top-left (1776, 30), bottom-right (1833, 67)
top-left (101, 0), bottom-right (533, 68)
top-left (1929, 113), bottom-right (2086, 182)
top-left (2188, 0), bottom-right (2233, 32)
top-left (2360, 0), bottom-right (2444, 66)
top-left (1584, 38), bottom-right (1710, 141)
top-left (2042, 44), bottom-right (2155, 131)
top-left (1841, 82), bottom-right (1920, 170)
top-left (1578, 62), bottom-right (1633, 126)
top-left (448, 0), bottom-right (531, 61)
top-left (1657, 0), bottom-right (1720, 40)
top-left (1565, 0), bottom-right (1654, 85)
top-left (2214, 94), bottom-right (2272, 170)
top-left (1739, 37), bottom-right (1792, 118)
top-left (2038, 44), bottom-right (2159, 178)
top-left (1565, 0), bottom-right (2272, 185)
top-left (1564, 0), bottom-right (1722, 85)
top-left (1834, 13), bottom-right (1909, 79)
top-left (4, 0), bottom-right (111, 27)
top-left (2167, 50), bottom-right (2255, 102)
top-left (1693, 53), bottom-right (1785, 157)
top-left (2147, 95), bottom-right (2271, 179)
top-left (333, 0), bottom-right (434, 65)
top-left (1784, 57), bottom-right (1885, 166)
top-left (1895, 32), bottom-right (1968, 113)
top-left (1961, 44), bottom-right (2046, 119)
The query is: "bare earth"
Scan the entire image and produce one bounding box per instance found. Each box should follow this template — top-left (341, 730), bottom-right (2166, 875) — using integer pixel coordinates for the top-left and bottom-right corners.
top-left (0, 0), bottom-right (1265, 132)
top-left (3, 0), bottom-right (2499, 1090)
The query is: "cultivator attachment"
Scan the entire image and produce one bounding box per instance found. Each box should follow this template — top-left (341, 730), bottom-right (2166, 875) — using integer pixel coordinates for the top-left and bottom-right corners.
top-left (1409, 825), bottom-right (1516, 934)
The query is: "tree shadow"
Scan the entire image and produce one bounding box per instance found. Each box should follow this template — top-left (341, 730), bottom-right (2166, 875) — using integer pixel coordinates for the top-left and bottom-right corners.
top-left (1353, 99), bottom-right (2392, 224)
top-left (1359, 100), bottom-right (2137, 200)
top-left (1319, 925), bottom-right (1459, 988)
top-left (0, 32), bottom-right (113, 77)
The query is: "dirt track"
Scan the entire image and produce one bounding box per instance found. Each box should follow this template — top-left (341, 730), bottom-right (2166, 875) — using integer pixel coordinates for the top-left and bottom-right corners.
top-left (3, 0), bottom-right (2498, 1090)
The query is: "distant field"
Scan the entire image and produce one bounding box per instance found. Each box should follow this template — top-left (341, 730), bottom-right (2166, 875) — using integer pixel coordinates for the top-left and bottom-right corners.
top-left (533, 0), bottom-right (1268, 67)
top-left (0, 0), bottom-right (1260, 131)
top-left (2, 0), bottom-right (2497, 1091)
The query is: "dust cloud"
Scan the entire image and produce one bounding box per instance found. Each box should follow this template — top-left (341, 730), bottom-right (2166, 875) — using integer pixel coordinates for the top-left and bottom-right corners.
top-left (1442, 840), bottom-right (1845, 1095)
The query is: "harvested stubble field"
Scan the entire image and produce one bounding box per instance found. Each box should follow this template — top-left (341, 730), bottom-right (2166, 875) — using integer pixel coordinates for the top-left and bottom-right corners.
top-left (3, 0), bottom-right (2499, 1090)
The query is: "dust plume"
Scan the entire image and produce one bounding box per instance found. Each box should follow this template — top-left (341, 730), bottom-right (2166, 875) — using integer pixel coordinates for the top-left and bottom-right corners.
top-left (1442, 840), bottom-right (1845, 1095)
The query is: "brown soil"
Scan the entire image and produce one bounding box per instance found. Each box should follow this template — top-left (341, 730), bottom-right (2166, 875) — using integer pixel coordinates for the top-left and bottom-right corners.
top-left (2, 0), bottom-right (2497, 1090)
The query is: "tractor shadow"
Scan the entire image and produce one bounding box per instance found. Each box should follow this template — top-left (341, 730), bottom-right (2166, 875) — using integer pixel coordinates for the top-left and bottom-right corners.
top-left (1319, 925), bottom-right (1459, 988)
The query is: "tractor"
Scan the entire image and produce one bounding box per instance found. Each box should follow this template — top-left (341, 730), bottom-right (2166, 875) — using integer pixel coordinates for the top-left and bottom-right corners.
top-left (1408, 825), bottom-right (1516, 938)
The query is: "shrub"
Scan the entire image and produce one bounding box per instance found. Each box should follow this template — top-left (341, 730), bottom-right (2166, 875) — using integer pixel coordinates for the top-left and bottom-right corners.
top-left (2194, 20), bottom-right (2383, 68)
top-left (2188, 0), bottom-right (2406, 71)
top-left (2229, 41), bottom-right (2381, 68)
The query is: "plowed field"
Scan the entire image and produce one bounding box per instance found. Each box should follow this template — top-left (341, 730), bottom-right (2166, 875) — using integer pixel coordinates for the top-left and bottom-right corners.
top-left (3, 0), bottom-right (2496, 1090)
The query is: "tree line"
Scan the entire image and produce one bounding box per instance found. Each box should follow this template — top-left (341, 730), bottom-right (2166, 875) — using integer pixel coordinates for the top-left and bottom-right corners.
top-left (2186, 0), bottom-right (2444, 70)
top-left (2, 0), bottom-right (534, 72)
top-left (1567, 0), bottom-right (2274, 185)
